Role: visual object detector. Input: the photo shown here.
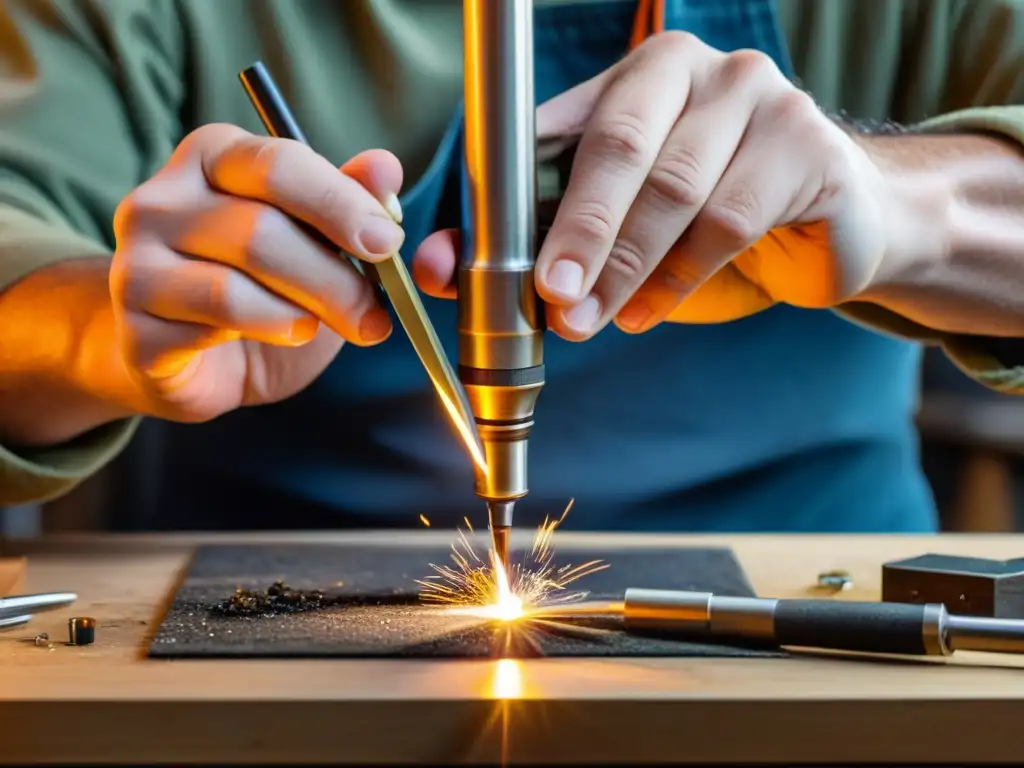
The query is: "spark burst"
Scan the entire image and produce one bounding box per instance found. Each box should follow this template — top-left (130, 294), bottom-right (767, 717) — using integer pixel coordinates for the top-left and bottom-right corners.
top-left (416, 499), bottom-right (609, 619)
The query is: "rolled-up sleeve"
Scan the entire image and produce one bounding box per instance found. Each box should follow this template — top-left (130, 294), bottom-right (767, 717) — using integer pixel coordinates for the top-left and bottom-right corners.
top-left (837, 0), bottom-right (1024, 394)
top-left (0, 0), bottom-right (183, 503)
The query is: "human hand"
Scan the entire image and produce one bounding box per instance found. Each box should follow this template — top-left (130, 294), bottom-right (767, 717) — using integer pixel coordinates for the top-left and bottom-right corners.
top-left (414, 32), bottom-right (890, 339)
top-left (110, 123), bottom-right (404, 422)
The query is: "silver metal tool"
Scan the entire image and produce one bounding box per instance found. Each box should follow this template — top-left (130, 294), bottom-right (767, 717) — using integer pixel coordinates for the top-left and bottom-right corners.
top-left (0, 615), bottom-right (31, 631)
top-left (535, 589), bottom-right (1024, 656)
top-left (239, 63), bottom-right (487, 477)
top-left (0, 592), bottom-right (76, 622)
top-left (459, 0), bottom-right (543, 570)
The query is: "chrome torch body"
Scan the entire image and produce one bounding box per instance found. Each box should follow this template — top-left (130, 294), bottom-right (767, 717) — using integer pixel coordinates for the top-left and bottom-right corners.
top-left (459, 0), bottom-right (543, 569)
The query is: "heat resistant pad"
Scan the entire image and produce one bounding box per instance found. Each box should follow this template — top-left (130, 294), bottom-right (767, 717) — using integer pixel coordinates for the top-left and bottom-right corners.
top-left (149, 543), bottom-right (782, 658)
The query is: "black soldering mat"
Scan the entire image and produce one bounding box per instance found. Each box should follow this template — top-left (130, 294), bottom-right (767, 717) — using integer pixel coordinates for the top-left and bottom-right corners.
top-left (149, 544), bottom-right (782, 659)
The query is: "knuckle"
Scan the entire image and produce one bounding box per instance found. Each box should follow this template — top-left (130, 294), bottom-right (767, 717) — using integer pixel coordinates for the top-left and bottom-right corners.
top-left (212, 269), bottom-right (250, 326)
top-left (721, 48), bottom-right (779, 84)
top-left (605, 239), bottom-right (649, 281)
top-left (660, 259), bottom-right (702, 295)
top-left (569, 200), bottom-right (618, 245)
top-left (769, 89), bottom-right (820, 125)
top-left (112, 194), bottom-right (143, 241)
top-left (178, 123), bottom-right (248, 174)
top-left (591, 113), bottom-right (652, 169)
top-left (651, 29), bottom-right (700, 54)
top-left (114, 182), bottom-right (166, 240)
top-left (647, 148), bottom-right (706, 209)
top-left (184, 122), bottom-right (246, 150)
top-left (249, 139), bottom-right (288, 192)
top-left (112, 258), bottom-right (155, 310)
top-left (243, 207), bottom-right (286, 272)
top-left (318, 261), bottom-right (366, 316)
top-left (701, 194), bottom-right (761, 249)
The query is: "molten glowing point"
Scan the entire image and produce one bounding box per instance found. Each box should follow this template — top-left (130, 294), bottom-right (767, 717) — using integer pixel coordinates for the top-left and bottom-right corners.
top-left (419, 514), bottom-right (431, 527)
top-left (490, 553), bottom-right (524, 621)
top-left (491, 658), bottom-right (523, 699)
top-left (461, 552), bottom-right (524, 622)
top-left (417, 499), bottom-right (608, 623)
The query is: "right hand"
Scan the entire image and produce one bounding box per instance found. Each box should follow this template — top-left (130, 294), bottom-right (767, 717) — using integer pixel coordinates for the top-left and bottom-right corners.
top-left (110, 123), bottom-right (405, 422)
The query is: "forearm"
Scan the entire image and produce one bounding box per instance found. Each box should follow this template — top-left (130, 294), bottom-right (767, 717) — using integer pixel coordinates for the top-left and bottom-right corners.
top-left (0, 257), bottom-right (137, 447)
top-left (855, 131), bottom-right (1024, 338)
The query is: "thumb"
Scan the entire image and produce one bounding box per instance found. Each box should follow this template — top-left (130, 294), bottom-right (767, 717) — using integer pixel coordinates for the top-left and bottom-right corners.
top-left (341, 149), bottom-right (405, 222)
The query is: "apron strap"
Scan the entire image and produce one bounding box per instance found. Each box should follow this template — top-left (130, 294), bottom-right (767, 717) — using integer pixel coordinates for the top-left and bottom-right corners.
top-left (630, 0), bottom-right (666, 49)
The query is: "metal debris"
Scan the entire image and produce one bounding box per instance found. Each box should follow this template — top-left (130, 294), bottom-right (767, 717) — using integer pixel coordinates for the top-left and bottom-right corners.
top-left (816, 570), bottom-right (853, 593)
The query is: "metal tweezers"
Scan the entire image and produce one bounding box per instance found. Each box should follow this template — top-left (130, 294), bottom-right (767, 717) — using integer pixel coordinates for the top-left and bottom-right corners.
top-left (0, 592), bottom-right (77, 630)
top-left (238, 62), bottom-right (487, 474)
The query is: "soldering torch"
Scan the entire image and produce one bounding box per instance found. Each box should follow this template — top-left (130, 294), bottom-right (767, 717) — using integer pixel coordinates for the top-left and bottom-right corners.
top-left (459, 0), bottom-right (544, 570)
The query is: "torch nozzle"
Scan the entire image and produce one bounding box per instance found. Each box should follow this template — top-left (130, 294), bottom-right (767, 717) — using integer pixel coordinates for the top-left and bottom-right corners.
top-left (488, 500), bottom-right (514, 571)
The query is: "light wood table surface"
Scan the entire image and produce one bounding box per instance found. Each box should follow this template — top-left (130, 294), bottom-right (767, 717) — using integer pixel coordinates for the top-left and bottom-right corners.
top-left (2, 531), bottom-right (1024, 764)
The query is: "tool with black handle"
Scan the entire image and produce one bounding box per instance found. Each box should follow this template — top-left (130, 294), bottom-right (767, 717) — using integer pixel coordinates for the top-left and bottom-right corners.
top-left (535, 589), bottom-right (1024, 656)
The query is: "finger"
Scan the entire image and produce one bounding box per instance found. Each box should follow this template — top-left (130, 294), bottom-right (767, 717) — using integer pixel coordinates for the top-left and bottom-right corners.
top-left (536, 34), bottom-right (701, 321)
top-left (202, 134), bottom-right (405, 261)
top-left (341, 149), bottom-right (405, 222)
top-left (118, 309), bottom-right (237, 383)
top-left (123, 249), bottom-right (324, 348)
top-left (160, 193), bottom-right (391, 345)
top-left (536, 67), bottom-right (615, 144)
top-left (412, 228), bottom-right (459, 299)
top-left (597, 53), bottom-right (768, 333)
top-left (623, 99), bottom-right (810, 330)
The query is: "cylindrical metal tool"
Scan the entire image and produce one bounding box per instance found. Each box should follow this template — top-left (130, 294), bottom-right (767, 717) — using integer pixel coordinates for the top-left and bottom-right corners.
top-left (538, 589), bottom-right (1024, 656)
top-left (459, 0), bottom-right (543, 567)
top-left (622, 589), bottom-right (1024, 655)
top-left (0, 591), bottom-right (76, 621)
top-left (0, 615), bottom-right (30, 631)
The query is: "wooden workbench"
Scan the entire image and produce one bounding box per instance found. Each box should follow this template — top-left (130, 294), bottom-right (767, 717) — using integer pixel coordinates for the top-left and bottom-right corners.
top-left (2, 531), bottom-right (1024, 764)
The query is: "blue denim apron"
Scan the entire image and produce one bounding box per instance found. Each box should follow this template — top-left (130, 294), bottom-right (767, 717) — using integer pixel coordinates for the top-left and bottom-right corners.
top-left (154, 0), bottom-right (936, 533)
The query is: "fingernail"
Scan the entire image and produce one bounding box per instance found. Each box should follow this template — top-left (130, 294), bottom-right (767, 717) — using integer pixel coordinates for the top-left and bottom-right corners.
top-left (546, 259), bottom-right (584, 300)
top-left (384, 194), bottom-right (403, 224)
top-left (616, 302), bottom-right (654, 333)
top-left (562, 295), bottom-right (601, 334)
top-left (289, 317), bottom-right (320, 344)
top-left (359, 307), bottom-right (393, 344)
top-left (358, 217), bottom-right (405, 256)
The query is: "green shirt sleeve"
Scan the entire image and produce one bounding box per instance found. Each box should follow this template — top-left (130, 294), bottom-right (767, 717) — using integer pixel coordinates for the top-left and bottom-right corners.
top-left (833, 0), bottom-right (1024, 393)
top-left (0, 0), bottom-right (185, 504)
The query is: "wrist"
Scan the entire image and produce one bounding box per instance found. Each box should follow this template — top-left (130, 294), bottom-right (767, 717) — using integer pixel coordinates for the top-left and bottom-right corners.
top-left (849, 133), bottom-right (957, 303)
top-left (0, 257), bottom-right (137, 447)
top-left (844, 129), bottom-right (1024, 337)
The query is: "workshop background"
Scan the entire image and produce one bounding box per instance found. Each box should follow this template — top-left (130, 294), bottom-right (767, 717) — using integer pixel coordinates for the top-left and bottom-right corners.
top-left (2, 346), bottom-right (1022, 536)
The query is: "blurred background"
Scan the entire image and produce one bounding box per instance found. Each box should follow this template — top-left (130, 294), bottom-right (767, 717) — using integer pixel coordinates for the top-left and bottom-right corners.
top-left (4, 346), bottom-right (1023, 537)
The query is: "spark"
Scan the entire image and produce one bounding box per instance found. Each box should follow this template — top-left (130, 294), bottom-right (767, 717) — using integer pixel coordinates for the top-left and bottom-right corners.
top-left (416, 499), bottom-right (609, 622)
top-left (419, 514), bottom-right (431, 527)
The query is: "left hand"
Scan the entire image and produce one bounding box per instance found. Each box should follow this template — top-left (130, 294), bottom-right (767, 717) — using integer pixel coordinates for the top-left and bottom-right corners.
top-left (414, 31), bottom-right (893, 339)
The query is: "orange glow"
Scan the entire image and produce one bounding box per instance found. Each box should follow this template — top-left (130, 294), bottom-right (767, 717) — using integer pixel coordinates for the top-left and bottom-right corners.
top-left (490, 658), bottom-right (523, 700)
top-left (417, 500), bottom-right (607, 627)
